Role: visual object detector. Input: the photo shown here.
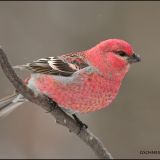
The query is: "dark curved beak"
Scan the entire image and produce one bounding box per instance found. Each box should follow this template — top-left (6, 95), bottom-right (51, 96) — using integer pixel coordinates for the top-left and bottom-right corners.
top-left (128, 53), bottom-right (141, 64)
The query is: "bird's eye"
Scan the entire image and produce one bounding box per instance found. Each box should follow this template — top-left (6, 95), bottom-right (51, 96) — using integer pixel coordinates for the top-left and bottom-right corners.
top-left (115, 51), bottom-right (128, 57)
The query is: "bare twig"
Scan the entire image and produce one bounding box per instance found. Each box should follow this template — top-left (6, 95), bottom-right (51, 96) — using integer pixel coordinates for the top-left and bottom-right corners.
top-left (0, 47), bottom-right (113, 159)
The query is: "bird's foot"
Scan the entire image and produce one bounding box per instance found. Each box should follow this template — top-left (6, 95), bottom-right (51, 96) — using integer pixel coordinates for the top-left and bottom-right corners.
top-left (46, 96), bottom-right (57, 113)
top-left (72, 114), bottom-right (88, 133)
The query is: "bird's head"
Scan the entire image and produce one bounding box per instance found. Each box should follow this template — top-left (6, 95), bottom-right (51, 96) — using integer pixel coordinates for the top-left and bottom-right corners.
top-left (87, 39), bottom-right (141, 78)
top-left (98, 39), bottom-right (141, 67)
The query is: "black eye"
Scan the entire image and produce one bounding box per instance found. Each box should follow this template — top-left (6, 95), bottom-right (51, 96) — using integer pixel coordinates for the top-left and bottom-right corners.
top-left (116, 51), bottom-right (127, 57)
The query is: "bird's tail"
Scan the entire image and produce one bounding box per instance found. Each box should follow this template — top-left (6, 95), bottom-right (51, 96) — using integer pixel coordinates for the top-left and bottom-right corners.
top-left (0, 92), bottom-right (26, 119)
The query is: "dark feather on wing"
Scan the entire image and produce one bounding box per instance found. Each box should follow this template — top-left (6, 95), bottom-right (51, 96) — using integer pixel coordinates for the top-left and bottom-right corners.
top-left (26, 53), bottom-right (89, 77)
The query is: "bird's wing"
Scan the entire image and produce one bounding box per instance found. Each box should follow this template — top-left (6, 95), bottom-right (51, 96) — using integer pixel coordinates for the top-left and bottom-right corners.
top-left (22, 52), bottom-right (89, 77)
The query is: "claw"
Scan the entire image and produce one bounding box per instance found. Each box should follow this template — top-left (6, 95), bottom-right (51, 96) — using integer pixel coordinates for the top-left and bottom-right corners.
top-left (72, 114), bottom-right (88, 134)
top-left (45, 96), bottom-right (57, 113)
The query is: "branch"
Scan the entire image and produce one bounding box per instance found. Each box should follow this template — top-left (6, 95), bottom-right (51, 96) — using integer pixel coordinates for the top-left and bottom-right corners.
top-left (0, 47), bottom-right (113, 159)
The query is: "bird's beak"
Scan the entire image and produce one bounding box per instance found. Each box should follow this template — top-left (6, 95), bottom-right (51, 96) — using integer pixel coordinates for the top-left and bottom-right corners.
top-left (128, 53), bottom-right (141, 64)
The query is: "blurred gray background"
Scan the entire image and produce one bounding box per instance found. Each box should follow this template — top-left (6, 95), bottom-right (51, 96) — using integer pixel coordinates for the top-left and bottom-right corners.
top-left (0, 1), bottom-right (159, 159)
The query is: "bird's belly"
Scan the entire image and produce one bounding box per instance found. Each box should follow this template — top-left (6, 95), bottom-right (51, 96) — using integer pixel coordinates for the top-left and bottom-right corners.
top-left (32, 74), bottom-right (120, 113)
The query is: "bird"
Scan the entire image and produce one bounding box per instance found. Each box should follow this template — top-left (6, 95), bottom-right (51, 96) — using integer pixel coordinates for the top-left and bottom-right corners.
top-left (0, 39), bottom-right (141, 127)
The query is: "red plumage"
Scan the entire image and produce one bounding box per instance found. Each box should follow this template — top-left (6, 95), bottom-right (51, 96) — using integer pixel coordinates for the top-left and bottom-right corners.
top-left (0, 39), bottom-right (141, 117)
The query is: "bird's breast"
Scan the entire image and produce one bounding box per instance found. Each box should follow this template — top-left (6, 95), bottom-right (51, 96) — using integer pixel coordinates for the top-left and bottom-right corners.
top-left (30, 72), bottom-right (121, 113)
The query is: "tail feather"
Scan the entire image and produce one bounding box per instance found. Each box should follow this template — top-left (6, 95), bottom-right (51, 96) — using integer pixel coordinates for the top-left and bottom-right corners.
top-left (0, 92), bottom-right (17, 104)
top-left (0, 93), bottom-right (26, 119)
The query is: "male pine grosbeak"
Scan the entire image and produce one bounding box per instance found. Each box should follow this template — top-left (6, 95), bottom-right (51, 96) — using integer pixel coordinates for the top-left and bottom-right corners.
top-left (0, 39), bottom-right (140, 122)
